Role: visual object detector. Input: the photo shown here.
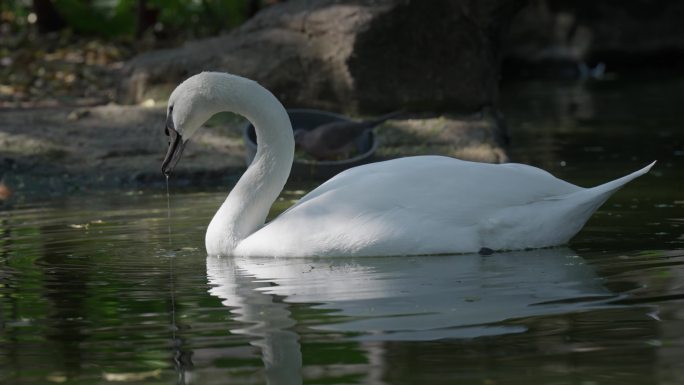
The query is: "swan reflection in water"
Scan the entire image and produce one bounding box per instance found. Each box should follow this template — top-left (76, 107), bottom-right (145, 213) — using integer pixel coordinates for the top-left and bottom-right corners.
top-left (206, 248), bottom-right (614, 384)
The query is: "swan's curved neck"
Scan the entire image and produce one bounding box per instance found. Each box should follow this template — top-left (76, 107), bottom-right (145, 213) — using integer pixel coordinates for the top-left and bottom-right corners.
top-left (205, 76), bottom-right (294, 255)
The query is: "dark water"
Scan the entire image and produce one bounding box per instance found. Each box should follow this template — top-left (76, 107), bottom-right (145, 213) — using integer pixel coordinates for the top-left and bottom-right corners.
top-left (1, 77), bottom-right (683, 384)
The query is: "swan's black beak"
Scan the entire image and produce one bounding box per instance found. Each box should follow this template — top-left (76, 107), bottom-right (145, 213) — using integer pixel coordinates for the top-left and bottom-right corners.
top-left (162, 118), bottom-right (185, 177)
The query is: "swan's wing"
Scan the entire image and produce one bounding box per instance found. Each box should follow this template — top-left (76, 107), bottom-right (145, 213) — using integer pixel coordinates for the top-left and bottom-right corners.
top-left (296, 156), bottom-right (581, 209)
top-left (238, 157), bottom-right (584, 256)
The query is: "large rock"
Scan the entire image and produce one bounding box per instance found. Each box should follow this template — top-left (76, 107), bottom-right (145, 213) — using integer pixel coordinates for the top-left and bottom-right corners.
top-left (120, 0), bottom-right (525, 113)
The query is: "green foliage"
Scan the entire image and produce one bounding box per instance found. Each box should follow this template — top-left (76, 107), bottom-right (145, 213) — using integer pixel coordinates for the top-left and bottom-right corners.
top-left (151, 0), bottom-right (249, 36)
top-left (0, 0), bottom-right (31, 29)
top-left (54, 0), bottom-right (137, 37)
top-left (5, 0), bottom-right (249, 39)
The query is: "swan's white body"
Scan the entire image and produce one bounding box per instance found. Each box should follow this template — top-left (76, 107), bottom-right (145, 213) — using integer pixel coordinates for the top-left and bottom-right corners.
top-left (234, 157), bottom-right (653, 257)
top-left (165, 72), bottom-right (653, 257)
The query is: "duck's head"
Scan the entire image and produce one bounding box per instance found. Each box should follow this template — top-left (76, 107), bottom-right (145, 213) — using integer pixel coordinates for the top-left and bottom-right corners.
top-left (162, 72), bottom-right (228, 176)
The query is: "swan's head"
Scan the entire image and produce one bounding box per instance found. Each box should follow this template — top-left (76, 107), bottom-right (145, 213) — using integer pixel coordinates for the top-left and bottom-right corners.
top-left (162, 72), bottom-right (229, 176)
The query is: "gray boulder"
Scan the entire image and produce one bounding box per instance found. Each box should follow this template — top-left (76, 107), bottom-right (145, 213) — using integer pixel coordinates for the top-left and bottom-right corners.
top-left (120, 0), bottom-right (526, 113)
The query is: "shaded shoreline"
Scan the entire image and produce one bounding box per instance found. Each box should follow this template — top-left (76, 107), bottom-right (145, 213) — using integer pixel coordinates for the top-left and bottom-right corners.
top-left (0, 105), bottom-right (508, 205)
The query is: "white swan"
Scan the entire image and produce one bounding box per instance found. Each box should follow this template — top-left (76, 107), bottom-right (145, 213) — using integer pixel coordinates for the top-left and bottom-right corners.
top-left (161, 72), bottom-right (654, 257)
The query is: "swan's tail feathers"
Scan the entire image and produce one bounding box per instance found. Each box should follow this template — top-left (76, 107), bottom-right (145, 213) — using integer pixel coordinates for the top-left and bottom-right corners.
top-left (559, 161), bottom-right (657, 217)
top-left (529, 161), bottom-right (656, 247)
top-left (589, 161), bottom-right (656, 197)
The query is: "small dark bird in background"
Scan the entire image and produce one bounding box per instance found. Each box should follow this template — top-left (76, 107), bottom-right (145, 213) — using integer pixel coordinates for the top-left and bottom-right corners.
top-left (294, 111), bottom-right (402, 161)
